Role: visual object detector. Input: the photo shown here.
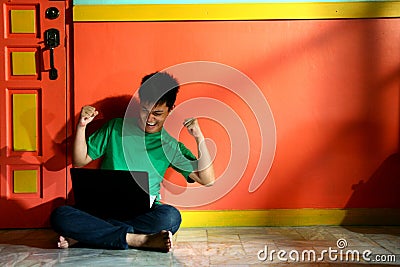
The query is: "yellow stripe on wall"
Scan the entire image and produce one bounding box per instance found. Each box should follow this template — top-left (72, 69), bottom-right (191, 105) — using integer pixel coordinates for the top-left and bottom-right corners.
top-left (180, 209), bottom-right (400, 227)
top-left (13, 94), bottom-right (37, 151)
top-left (73, 2), bottom-right (400, 21)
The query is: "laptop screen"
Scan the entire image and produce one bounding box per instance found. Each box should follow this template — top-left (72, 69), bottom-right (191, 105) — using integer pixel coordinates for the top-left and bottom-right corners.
top-left (70, 168), bottom-right (150, 220)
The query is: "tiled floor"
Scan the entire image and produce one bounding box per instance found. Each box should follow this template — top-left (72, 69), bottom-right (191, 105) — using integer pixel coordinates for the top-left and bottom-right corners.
top-left (0, 226), bottom-right (399, 266)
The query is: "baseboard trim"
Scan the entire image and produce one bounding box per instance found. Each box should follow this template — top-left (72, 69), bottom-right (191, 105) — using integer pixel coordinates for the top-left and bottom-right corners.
top-left (180, 209), bottom-right (400, 227)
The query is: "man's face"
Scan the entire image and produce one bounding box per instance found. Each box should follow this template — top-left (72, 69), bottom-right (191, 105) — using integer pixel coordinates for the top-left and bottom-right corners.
top-left (139, 101), bottom-right (171, 133)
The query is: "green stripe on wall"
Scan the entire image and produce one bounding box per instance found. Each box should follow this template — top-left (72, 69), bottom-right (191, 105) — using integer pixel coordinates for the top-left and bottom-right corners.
top-left (73, 2), bottom-right (400, 21)
top-left (180, 209), bottom-right (400, 227)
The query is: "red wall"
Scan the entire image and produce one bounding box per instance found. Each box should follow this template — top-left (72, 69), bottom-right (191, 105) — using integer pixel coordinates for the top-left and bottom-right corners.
top-left (73, 19), bottom-right (400, 210)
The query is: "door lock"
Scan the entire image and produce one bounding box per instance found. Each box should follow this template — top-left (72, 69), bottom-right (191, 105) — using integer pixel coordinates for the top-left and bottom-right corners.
top-left (44, 28), bottom-right (60, 80)
top-left (45, 7), bottom-right (60, 20)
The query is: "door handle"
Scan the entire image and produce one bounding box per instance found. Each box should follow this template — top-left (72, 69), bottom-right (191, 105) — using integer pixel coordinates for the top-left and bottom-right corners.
top-left (44, 28), bottom-right (60, 80)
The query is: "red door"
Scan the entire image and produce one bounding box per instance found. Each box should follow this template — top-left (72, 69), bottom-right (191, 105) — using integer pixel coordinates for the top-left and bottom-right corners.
top-left (0, 0), bottom-right (68, 228)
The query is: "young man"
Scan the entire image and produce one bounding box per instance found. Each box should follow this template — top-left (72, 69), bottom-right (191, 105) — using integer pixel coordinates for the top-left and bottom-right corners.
top-left (51, 72), bottom-right (215, 252)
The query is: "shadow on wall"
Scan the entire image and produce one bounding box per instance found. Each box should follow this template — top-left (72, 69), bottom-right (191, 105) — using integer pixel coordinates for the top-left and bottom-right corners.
top-left (0, 196), bottom-right (65, 230)
top-left (341, 153), bottom-right (400, 226)
top-left (0, 143), bottom-right (66, 228)
top-left (46, 95), bottom-right (139, 206)
top-left (44, 94), bottom-right (138, 171)
top-left (340, 6), bottom-right (400, 226)
top-left (0, 96), bottom-right (137, 228)
top-left (83, 95), bottom-right (139, 137)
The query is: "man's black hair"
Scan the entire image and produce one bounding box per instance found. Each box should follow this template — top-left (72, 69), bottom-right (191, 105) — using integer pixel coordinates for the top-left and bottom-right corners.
top-left (139, 72), bottom-right (179, 110)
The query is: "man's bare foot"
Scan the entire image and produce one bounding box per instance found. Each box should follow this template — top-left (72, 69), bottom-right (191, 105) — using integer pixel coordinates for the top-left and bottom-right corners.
top-left (126, 230), bottom-right (173, 252)
top-left (57, 236), bottom-right (78, 249)
top-left (57, 236), bottom-right (69, 249)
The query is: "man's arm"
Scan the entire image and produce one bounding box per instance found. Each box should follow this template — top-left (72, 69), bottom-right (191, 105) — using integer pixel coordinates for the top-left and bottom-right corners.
top-left (185, 118), bottom-right (215, 186)
top-left (72, 106), bottom-right (98, 167)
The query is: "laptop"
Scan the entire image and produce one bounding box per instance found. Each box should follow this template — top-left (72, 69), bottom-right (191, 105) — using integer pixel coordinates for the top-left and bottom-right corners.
top-left (70, 168), bottom-right (151, 220)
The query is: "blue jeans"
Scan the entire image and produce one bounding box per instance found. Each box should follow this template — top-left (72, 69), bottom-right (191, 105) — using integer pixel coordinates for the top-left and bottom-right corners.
top-left (50, 204), bottom-right (182, 250)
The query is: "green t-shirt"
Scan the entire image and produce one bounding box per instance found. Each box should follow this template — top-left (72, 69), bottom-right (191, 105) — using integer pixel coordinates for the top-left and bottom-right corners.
top-left (86, 118), bottom-right (197, 199)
